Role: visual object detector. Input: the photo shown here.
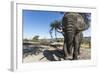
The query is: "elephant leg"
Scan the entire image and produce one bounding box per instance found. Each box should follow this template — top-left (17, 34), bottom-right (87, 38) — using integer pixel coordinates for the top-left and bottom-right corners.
top-left (78, 32), bottom-right (83, 55)
top-left (67, 43), bottom-right (73, 56)
top-left (78, 43), bottom-right (81, 55)
top-left (73, 34), bottom-right (80, 60)
top-left (63, 34), bottom-right (74, 60)
top-left (77, 39), bottom-right (81, 55)
top-left (63, 42), bottom-right (68, 60)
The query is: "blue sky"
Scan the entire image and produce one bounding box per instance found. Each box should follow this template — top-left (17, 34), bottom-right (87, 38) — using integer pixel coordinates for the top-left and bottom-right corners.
top-left (23, 10), bottom-right (91, 39)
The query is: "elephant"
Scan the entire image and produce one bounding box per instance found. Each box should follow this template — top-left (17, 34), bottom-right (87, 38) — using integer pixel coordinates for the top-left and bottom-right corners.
top-left (62, 12), bottom-right (90, 60)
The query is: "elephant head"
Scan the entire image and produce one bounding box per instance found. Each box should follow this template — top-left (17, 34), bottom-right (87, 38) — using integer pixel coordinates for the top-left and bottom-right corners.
top-left (62, 12), bottom-right (90, 32)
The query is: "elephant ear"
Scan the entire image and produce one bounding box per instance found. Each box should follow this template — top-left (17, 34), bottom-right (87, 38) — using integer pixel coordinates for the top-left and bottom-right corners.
top-left (75, 13), bottom-right (90, 31)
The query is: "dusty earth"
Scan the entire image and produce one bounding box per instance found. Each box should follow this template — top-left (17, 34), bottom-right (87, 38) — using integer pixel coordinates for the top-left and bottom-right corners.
top-left (23, 45), bottom-right (91, 63)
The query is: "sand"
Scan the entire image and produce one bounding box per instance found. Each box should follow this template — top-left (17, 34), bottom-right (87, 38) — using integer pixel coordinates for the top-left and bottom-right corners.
top-left (23, 45), bottom-right (91, 63)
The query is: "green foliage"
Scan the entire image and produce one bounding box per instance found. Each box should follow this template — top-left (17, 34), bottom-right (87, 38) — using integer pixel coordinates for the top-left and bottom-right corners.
top-left (32, 35), bottom-right (39, 42)
top-left (49, 20), bottom-right (62, 41)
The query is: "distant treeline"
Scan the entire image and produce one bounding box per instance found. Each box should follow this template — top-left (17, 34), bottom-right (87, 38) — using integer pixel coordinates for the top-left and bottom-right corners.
top-left (81, 37), bottom-right (91, 44)
top-left (23, 37), bottom-right (91, 44)
top-left (81, 37), bottom-right (91, 48)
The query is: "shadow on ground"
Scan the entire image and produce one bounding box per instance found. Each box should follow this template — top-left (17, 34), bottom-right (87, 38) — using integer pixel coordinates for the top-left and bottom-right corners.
top-left (23, 46), bottom-right (44, 58)
top-left (40, 49), bottom-right (65, 61)
top-left (23, 45), bottom-right (66, 61)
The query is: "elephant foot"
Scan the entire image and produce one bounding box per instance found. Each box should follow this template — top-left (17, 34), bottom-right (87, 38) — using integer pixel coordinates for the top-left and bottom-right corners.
top-left (64, 56), bottom-right (72, 60)
top-left (73, 55), bottom-right (81, 60)
top-left (78, 52), bottom-right (81, 55)
top-left (72, 58), bottom-right (78, 60)
top-left (72, 56), bottom-right (78, 60)
top-left (64, 57), bottom-right (69, 60)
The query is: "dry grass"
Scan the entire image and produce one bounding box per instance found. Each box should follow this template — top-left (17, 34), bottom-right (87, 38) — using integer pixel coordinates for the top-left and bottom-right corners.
top-left (80, 44), bottom-right (91, 49)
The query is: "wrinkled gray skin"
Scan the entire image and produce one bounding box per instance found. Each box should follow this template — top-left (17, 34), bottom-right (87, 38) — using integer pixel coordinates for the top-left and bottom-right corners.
top-left (62, 12), bottom-right (89, 60)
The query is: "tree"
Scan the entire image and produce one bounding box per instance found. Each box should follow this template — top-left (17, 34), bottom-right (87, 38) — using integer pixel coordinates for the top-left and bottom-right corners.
top-left (32, 35), bottom-right (39, 42)
top-left (49, 20), bottom-right (63, 42)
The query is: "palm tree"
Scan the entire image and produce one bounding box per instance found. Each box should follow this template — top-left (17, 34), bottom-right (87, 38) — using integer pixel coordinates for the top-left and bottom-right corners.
top-left (49, 20), bottom-right (63, 42)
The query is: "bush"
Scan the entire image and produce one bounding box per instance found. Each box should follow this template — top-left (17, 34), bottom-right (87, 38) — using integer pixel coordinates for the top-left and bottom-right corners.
top-left (32, 35), bottom-right (39, 42)
top-left (39, 39), bottom-right (50, 46)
